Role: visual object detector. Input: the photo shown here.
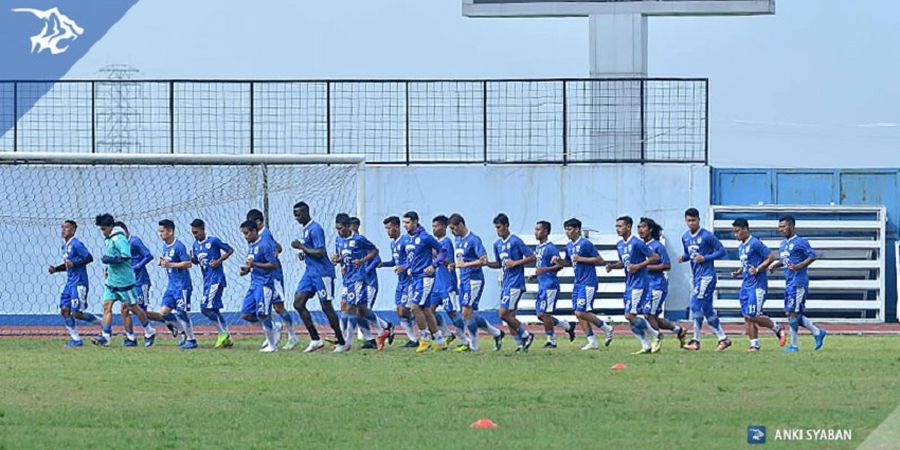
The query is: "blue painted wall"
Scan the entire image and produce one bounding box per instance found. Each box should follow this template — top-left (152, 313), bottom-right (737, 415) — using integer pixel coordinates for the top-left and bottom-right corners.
top-left (712, 168), bottom-right (899, 321)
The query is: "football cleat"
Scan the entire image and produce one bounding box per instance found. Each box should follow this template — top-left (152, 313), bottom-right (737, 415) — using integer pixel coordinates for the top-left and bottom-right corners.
top-left (814, 329), bottom-right (827, 351)
top-left (714, 338), bottom-right (732, 352)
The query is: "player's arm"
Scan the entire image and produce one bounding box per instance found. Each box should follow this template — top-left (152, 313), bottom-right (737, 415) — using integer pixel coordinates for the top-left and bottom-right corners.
top-left (133, 239), bottom-right (154, 271)
top-left (629, 243), bottom-right (659, 273)
top-left (696, 235), bottom-right (725, 263)
top-left (162, 244), bottom-right (193, 269)
top-left (789, 241), bottom-right (816, 272)
top-left (486, 245), bottom-right (502, 269)
top-left (505, 239), bottom-right (535, 269)
top-left (422, 236), bottom-right (445, 275)
top-left (605, 259), bottom-right (624, 272)
top-left (65, 243), bottom-right (94, 270)
top-left (102, 238), bottom-right (130, 265)
top-left (647, 247), bottom-right (671, 273)
top-left (677, 239), bottom-right (690, 263)
top-left (210, 240), bottom-right (234, 268)
top-left (752, 242), bottom-right (775, 275)
top-left (768, 249), bottom-right (784, 273)
top-left (352, 238), bottom-right (379, 267)
top-left (553, 249), bottom-right (572, 267)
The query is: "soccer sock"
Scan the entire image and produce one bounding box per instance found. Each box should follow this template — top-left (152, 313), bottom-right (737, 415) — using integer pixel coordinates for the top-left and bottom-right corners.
top-left (124, 319), bottom-right (135, 340)
top-left (475, 316), bottom-right (502, 337)
top-left (434, 330), bottom-right (445, 345)
top-left (63, 316), bottom-right (80, 340)
top-left (365, 311), bottom-right (384, 333)
top-left (585, 325), bottom-right (594, 337)
top-left (772, 323), bottom-right (782, 335)
top-left (421, 329), bottom-right (432, 342)
top-left (750, 338), bottom-right (760, 348)
top-left (672, 325), bottom-right (683, 336)
top-left (638, 317), bottom-right (659, 339)
top-left (176, 311), bottom-right (195, 341)
top-left (629, 322), bottom-right (646, 345)
top-left (400, 317), bottom-right (418, 342)
top-left (278, 311), bottom-right (297, 339)
top-left (637, 330), bottom-right (651, 350)
top-left (436, 314), bottom-right (451, 337)
top-left (548, 333), bottom-right (557, 345)
top-left (359, 318), bottom-right (375, 340)
top-left (79, 312), bottom-right (100, 324)
top-left (213, 311), bottom-right (228, 334)
top-left (593, 318), bottom-right (612, 335)
top-left (553, 318), bottom-right (571, 331)
top-left (261, 318), bottom-right (276, 348)
top-left (800, 315), bottom-right (820, 336)
top-left (202, 310), bottom-right (225, 334)
top-left (692, 316), bottom-right (703, 342)
top-left (707, 314), bottom-right (727, 340)
top-left (587, 334), bottom-right (598, 345)
top-left (339, 312), bottom-right (349, 340)
top-left (347, 316), bottom-right (359, 342)
top-left (102, 322), bottom-right (112, 340)
top-left (510, 327), bottom-right (523, 346)
top-left (141, 320), bottom-right (156, 338)
top-left (466, 318), bottom-right (479, 349)
top-left (451, 316), bottom-right (467, 341)
top-left (516, 323), bottom-right (529, 340)
top-left (788, 316), bottom-right (800, 347)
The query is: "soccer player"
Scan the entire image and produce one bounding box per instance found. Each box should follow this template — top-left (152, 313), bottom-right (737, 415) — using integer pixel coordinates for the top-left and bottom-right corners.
top-left (637, 217), bottom-right (687, 346)
top-left (239, 219), bottom-right (280, 352)
top-left (730, 218), bottom-right (786, 352)
top-left (486, 213), bottom-right (536, 352)
top-left (678, 208), bottom-right (732, 352)
top-left (247, 209), bottom-right (299, 349)
top-left (350, 216), bottom-right (393, 350)
top-left (554, 218), bottom-right (614, 351)
top-left (190, 219), bottom-right (235, 349)
top-left (48, 220), bottom-right (100, 347)
top-left (606, 216), bottom-right (661, 354)
top-left (154, 219), bottom-right (197, 349)
top-left (402, 211), bottom-right (448, 353)
top-left (91, 214), bottom-right (156, 347)
top-left (448, 213), bottom-right (505, 352)
top-left (431, 215), bottom-right (467, 348)
top-left (378, 216), bottom-right (420, 348)
top-left (530, 220), bottom-right (575, 349)
top-left (330, 213), bottom-right (379, 352)
top-left (115, 222), bottom-right (155, 347)
top-left (290, 202), bottom-right (344, 352)
top-left (769, 215), bottom-right (826, 352)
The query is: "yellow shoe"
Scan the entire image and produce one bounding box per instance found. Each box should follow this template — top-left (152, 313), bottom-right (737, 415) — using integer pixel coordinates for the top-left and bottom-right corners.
top-left (650, 337), bottom-right (662, 353)
top-left (631, 348), bottom-right (651, 355)
top-left (432, 341), bottom-right (448, 352)
top-left (416, 340), bottom-right (432, 353)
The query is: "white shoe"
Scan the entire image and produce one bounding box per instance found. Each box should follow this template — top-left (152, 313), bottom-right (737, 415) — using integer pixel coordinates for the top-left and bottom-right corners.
top-left (282, 336), bottom-right (300, 351)
top-left (303, 340), bottom-right (325, 353)
top-left (581, 341), bottom-right (599, 351)
top-left (259, 344), bottom-right (278, 353)
top-left (332, 344), bottom-right (349, 353)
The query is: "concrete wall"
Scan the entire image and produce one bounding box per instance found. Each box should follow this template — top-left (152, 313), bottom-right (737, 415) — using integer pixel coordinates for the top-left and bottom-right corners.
top-left (361, 163), bottom-right (709, 317)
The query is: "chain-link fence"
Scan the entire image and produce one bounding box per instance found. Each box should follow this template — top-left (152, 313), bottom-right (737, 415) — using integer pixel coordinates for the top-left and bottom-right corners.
top-left (0, 78), bottom-right (707, 163)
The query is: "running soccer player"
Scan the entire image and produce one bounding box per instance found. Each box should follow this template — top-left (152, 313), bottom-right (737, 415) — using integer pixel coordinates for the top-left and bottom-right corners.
top-left (350, 216), bottom-right (392, 350)
top-left (91, 214), bottom-right (156, 347)
top-left (402, 211), bottom-right (448, 353)
top-left (678, 208), bottom-right (731, 352)
top-left (431, 215), bottom-right (466, 348)
top-left (554, 218), bottom-right (614, 351)
top-left (239, 219), bottom-right (280, 353)
top-left (605, 216), bottom-right (661, 354)
top-left (530, 220), bottom-right (575, 349)
top-left (637, 217), bottom-right (687, 346)
top-left (486, 213), bottom-right (536, 352)
top-left (154, 219), bottom-right (197, 349)
top-left (190, 219), bottom-right (235, 349)
top-left (247, 209), bottom-right (298, 349)
top-left (48, 220), bottom-right (100, 347)
top-left (115, 222), bottom-right (155, 347)
top-left (769, 215), bottom-right (826, 352)
top-left (331, 213), bottom-right (379, 352)
top-left (378, 216), bottom-right (420, 348)
top-left (448, 213), bottom-right (505, 352)
top-left (291, 202), bottom-right (344, 352)
top-left (730, 218), bottom-right (786, 352)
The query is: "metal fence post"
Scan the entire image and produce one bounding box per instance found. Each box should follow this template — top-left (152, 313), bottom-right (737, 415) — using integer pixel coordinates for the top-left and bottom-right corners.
top-left (169, 81), bottom-right (175, 154)
top-left (639, 79), bottom-right (645, 164)
top-left (12, 82), bottom-right (17, 153)
top-left (249, 81), bottom-right (255, 154)
top-left (562, 80), bottom-right (568, 165)
top-left (91, 81), bottom-right (96, 154)
top-left (405, 81), bottom-right (411, 165)
top-left (326, 81), bottom-right (332, 155)
top-left (482, 80), bottom-right (488, 164)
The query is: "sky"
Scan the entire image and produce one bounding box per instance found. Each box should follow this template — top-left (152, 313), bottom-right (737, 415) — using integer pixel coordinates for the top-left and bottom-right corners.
top-left (47, 0), bottom-right (900, 168)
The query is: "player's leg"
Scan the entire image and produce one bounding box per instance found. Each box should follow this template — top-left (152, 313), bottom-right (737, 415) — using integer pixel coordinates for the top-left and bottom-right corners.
top-left (59, 286), bottom-right (82, 347)
top-left (256, 285), bottom-right (279, 352)
top-left (444, 292), bottom-right (467, 345)
top-left (270, 281), bottom-right (296, 346)
top-left (90, 287), bottom-right (117, 346)
top-left (509, 289), bottom-right (533, 351)
top-left (396, 292), bottom-right (418, 347)
top-left (625, 289), bottom-right (655, 354)
top-left (470, 279), bottom-right (503, 351)
top-left (69, 285), bottom-right (100, 326)
top-left (698, 277), bottom-right (730, 351)
top-left (795, 285), bottom-right (825, 350)
top-left (293, 274), bottom-right (320, 346)
top-left (173, 289), bottom-right (197, 349)
top-left (409, 278), bottom-right (431, 351)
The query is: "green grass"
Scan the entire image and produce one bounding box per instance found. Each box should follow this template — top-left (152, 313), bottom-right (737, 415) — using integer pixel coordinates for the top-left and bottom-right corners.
top-left (1, 334), bottom-right (899, 450)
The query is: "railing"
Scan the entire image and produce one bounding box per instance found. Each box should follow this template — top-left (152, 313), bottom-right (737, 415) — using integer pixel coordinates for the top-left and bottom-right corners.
top-left (0, 78), bottom-right (708, 164)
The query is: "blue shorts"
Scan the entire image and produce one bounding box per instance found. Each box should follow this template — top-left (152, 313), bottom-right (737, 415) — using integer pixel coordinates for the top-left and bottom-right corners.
top-left (572, 284), bottom-right (597, 312)
top-left (131, 284), bottom-right (150, 310)
top-left (535, 286), bottom-right (559, 314)
top-left (271, 276), bottom-right (285, 305)
top-left (161, 287), bottom-right (192, 312)
top-left (296, 273), bottom-right (335, 303)
top-left (60, 284), bottom-right (88, 312)
top-left (410, 276), bottom-right (436, 308)
top-left (430, 288), bottom-right (459, 313)
top-left (459, 278), bottom-right (485, 311)
top-left (394, 280), bottom-right (412, 308)
top-left (689, 275), bottom-right (717, 315)
top-left (241, 284), bottom-right (274, 317)
top-left (738, 285), bottom-right (767, 317)
top-left (784, 283), bottom-right (807, 314)
top-left (499, 286), bottom-right (525, 311)
top-left (623, 286), bottom-right (647, 315)
top-left (201, 283), bottom-right (225, 310)
top-left (642, 287), bottom-right (668, 316)
top-left (343, 280), bottom-right (367, 306)
top-left (367, 284), bottom-right (379, 308)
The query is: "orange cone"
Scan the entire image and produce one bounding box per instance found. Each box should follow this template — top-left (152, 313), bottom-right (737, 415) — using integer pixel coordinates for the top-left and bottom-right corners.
top-left (471, 418), bottom-right (499, 429)
top-left (610, 362), bottom-right (627, 370)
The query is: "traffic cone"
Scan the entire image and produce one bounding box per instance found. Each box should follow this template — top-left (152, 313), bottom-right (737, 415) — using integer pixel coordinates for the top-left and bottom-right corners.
top-left (471, 418), bottom-right (499, 429)
top-left (610, 362), bottom-right (627, 370)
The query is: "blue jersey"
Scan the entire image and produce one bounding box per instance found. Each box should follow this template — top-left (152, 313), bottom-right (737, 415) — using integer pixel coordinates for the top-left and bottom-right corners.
top-left (454, 232), bottom-right (487, 283)
top-left (681, 228), bottom-right (725, 279)
top-left (382, 234), bottom-right (411, 284)
top-left (434, 236), bottom-right (456, 293)
top-left (738, 236), bottom-right (770, 289)
top-left (162, 240), bottom-right (192, 291)
top-left (61, 237), bottom-right (91, 287)
top-left (493, 234), bottom-right (533, 290)
top-left (365, 254), bottom-right (381, 288)
top-left (779, 235), bottom-right (816, 286)
top-left (129, 236), bottom-right (153, 287)
top-left (193, 236), bottom-right (233, 289)
top-left (646, 239), bottom-right (669, 291)
top-left (534, 241), bottom-right (560, 290)
top-left (335, 233), bottom-right (376, 285)
top-left (248, 237), bottom-right (276, 287)
top-left (404, 226), bottom-right (445, 278)
top-left (565, 237), bottom-right (599, 287)
top-left (300, 221), bottom-right (335, 278)
top-left (616, 235), bottom-right (653, 290)
top-left (260, 227), bottom-right (283, 281)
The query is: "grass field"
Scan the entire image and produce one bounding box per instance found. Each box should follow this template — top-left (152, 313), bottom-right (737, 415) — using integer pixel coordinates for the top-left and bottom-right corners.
top-left (2, 334), bottom-right (899, 450)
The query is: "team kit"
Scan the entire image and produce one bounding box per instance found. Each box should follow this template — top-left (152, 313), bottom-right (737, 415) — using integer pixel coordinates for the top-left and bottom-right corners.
top-left (50, 204), bottom-right (827, 354)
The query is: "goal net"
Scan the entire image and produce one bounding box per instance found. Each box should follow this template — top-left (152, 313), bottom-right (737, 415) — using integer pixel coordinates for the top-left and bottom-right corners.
top-left (0, 152), bottom-right (364, 328)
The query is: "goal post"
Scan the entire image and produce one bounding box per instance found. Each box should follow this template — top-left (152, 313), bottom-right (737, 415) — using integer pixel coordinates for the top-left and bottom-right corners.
top-left (0, 152), bottom-right (365, 327)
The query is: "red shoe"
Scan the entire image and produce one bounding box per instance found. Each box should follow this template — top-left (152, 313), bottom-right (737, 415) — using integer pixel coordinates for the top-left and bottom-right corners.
top-left (715, 338), bottom-right (732, 352)
top-left (683, 339), bottom-right (700, 351)
top-left (376, 329), bottom-right (389, 351)
top-left (776, 327), bottom-right (787, 347)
